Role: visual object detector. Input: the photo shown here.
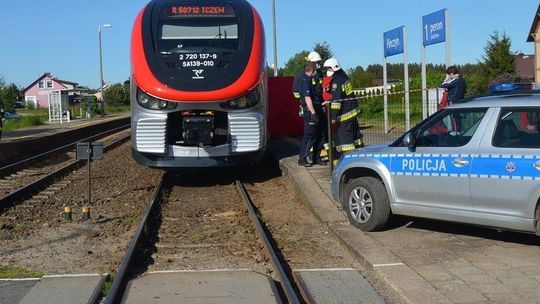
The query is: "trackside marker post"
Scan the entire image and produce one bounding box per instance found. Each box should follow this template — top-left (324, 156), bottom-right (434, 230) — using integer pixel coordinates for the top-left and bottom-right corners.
top-left (64, 206), bottom-right (72, 221)
top-left (76, 142), bottom-right (103, 217)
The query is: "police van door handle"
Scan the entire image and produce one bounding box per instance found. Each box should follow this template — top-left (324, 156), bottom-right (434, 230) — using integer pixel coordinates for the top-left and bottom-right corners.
top-left (453, 158), bottom-right (469, 168)
top-left (534, 161), bottom-right (540, 171)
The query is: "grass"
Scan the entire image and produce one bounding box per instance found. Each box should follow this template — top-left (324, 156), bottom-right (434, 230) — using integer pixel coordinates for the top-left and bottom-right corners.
top-left (105, 105), bottom-right (130, 114)
top-left (0, 266), bottom-right (43, 279)
top-left (2, 108), bottom-right (48, 132)
top-left (3, 115), bottom-right (48, 131)
top-left (16, 108), bottom-right (48, 116)
top-left (100, 273), bottom-right (115, 298)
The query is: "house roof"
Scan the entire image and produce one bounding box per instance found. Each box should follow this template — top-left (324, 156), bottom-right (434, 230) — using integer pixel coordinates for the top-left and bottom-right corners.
top-left (515, 54), bottom-right (535, 79)
top-left (22, 72), bottom-right (79, 93)
top-left (527, 4), bottom-right (540, 42)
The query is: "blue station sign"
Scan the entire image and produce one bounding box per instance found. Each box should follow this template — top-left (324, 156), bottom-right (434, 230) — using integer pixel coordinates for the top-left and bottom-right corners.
top-left (422, 9), bottom-right (446, 46)
top-left (383, 26), bottom-right (405, 58)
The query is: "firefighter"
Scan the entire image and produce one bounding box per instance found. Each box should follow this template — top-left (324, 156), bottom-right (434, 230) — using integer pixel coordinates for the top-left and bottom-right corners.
top-left (298, 62), bottom-right (324, 167)
top-left (324, 58), bottom-right (364, 157)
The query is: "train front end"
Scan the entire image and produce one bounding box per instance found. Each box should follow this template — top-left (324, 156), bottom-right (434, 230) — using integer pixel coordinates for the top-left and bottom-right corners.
top-left (131, 0), bottom-right (266, 168)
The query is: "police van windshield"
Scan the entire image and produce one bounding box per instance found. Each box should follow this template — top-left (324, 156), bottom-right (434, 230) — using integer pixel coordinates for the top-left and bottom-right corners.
top-left (159, 21), bottom-right (239, 54)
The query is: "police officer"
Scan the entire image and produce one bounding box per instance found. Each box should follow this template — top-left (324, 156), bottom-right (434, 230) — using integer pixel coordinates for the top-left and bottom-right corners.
top-left (298, 62), bottom-right (324, 167)
top-left (324, 58), bottom-right (364, 157)
top-left (293, 51), bottom-right (324, 102)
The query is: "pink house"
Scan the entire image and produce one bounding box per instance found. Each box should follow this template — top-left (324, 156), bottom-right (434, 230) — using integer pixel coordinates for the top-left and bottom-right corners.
top-left (22, 72), bottom-right (79, 108)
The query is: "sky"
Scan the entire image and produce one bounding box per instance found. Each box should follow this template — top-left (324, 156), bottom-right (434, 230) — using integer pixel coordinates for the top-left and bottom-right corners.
top-left (0, 0), bottom-right (538, 89)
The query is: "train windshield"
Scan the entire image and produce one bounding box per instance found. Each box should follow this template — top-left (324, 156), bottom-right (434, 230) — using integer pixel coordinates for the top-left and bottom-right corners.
top-left (159, 20), bottom-right (239, 54)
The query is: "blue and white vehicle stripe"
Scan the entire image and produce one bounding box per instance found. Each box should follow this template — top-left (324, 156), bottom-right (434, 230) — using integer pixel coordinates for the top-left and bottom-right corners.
top-left (340, 153), bottom-right (540, 180)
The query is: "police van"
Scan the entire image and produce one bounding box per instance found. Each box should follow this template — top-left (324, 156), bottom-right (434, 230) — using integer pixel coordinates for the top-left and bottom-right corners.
top-left (331, 83), bottom-right (540, 234)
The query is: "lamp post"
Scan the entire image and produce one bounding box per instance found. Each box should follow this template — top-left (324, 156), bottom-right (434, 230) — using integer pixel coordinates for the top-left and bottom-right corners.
top-left (98, 24), bottom-right (112, 117)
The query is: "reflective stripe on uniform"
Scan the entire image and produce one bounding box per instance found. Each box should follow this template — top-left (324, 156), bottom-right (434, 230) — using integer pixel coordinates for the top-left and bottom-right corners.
top-left (337, 107), bottom-right (360, 122)
top-left (293, 92), bottom-right (300, 99)
top-left (336, 144), bottom-right (356, 152)
top-left (331, 102), bottom-right (341, 110)
top-left (341, 81), bottom-right (353, 96)
top-left (354, 138), bottom-right (365, 147)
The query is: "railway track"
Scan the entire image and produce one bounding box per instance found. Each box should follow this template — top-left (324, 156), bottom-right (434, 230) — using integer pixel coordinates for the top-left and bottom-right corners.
top-left (0, 125), bottom-right (131, 211)
top-left (104, 172), bottom-right (304, 304)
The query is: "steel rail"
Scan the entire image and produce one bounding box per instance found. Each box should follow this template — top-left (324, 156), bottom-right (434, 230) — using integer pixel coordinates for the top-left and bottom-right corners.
top-left (0, 133), bottom-right (131, 211)
top-left (102, 172), bottom-right (168, 304)
top-left (0, 123), bottom-right (131, 177)
top-left (235, 180), bottom-right (302, 304)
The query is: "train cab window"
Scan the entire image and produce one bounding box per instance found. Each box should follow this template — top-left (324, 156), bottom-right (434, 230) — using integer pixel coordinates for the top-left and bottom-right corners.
top-left (159, 21), bottom-right (239, 53)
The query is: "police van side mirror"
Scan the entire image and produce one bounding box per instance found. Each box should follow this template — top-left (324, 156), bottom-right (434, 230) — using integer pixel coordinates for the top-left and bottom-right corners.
top-left (403, 132), bottom-right (416, 150)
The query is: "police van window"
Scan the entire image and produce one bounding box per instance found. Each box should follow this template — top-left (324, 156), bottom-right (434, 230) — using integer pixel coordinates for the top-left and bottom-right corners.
top-left (416, 108), bottom-right (487, 147)
top-left (492, 108), bottom-right (540, 148)
top-left (159, 21), bottom-right (239, 53)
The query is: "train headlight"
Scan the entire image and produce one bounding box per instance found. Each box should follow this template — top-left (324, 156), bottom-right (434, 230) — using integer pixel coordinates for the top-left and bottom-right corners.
top-left (237, 96), bottom-right (249, 108)
top-left (137, 89), bottom-right (176, 110)
top-left (221, 87), bottom-right (261, 110)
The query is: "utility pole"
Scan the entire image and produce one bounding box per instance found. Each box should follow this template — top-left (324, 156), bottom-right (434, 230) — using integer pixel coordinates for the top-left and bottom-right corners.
top-left (98, 24), bottom-right (112, 117)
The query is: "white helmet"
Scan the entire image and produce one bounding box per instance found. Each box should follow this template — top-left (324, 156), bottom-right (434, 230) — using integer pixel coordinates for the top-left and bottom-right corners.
top-left (323, 58), bottom-right (341, 71)
top-left (307, 51), bottom-right (322, 62)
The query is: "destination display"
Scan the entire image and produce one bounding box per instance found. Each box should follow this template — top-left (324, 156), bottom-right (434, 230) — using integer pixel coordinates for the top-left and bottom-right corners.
top-left (164, 5), bottom-right (236, 17)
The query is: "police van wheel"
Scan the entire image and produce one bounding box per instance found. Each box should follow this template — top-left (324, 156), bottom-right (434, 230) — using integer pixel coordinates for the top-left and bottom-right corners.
top-left (343, 177), bottom-right (390, 231)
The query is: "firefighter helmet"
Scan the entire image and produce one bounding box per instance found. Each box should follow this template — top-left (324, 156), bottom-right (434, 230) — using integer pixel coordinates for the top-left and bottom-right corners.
top-left (307, 51), bottom-right (322, 62)
top-left (323, 58), bottom-right (341, 71)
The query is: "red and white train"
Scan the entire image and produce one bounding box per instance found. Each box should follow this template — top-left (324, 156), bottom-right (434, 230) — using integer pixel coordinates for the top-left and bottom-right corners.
top-left (130, 0), bottom-right (267, 168)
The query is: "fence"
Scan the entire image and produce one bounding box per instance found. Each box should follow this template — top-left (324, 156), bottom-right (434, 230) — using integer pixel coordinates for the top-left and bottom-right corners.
top-left (326, 87), bottom-right (444, 166)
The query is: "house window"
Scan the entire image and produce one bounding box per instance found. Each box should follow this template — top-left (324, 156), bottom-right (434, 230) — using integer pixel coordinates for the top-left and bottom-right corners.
top-left (46, 81), bottom-right (53, 88)
top-left (38, 81), bottom-right (44, 89)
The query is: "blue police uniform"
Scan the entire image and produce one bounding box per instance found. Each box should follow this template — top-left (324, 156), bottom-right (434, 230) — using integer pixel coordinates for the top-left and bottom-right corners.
top-left (298, 72), bottom-right (324, 165)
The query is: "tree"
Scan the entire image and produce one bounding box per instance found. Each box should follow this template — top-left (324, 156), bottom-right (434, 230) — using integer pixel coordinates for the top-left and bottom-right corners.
top-left (482, 31), bottom-right (516, 81)
top-left (348, 66), bottom-right (374, 88)
top-left (312, 41), bottom-right (333, 66)
top-left (281, 50), bottom-right (310, 77)
top-left (281, 42), bottom-right (334, 77)
top-left (0, 75), bottom-right (22, 111)
top-left (103, 83), bottom-right (130, 106)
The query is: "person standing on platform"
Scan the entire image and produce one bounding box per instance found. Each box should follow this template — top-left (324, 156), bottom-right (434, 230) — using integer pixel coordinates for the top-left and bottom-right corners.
top-left (324, 58), bottom-right (364, 158)
top-left (440, 66), bottom-right (466, 107)
top-left (298, 62), bottom-right (325, 167)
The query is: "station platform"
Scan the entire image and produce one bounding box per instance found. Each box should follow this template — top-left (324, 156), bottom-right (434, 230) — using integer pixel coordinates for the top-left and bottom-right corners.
top-left (0, 274), bottom-right (106, 304)
top-left (0, 114), bottom-right (130, 167)
top-left (0, 114), bottom-right (129, 143)
top-left (269, 137), bottom-right (540, 304)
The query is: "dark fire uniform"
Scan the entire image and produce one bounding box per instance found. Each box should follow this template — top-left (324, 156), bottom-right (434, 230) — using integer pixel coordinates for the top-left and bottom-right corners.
top-left (329, 71), bottom-right (364, 154)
